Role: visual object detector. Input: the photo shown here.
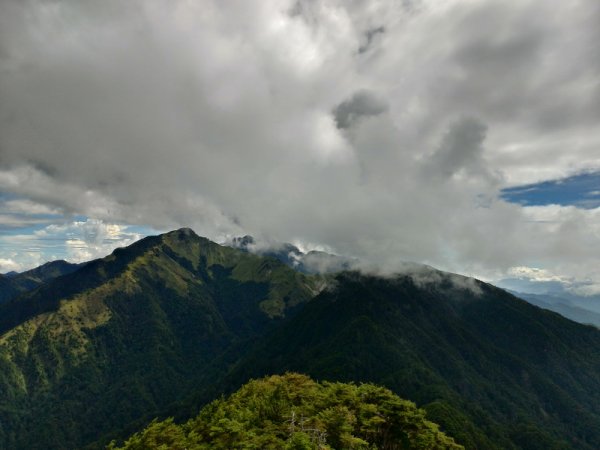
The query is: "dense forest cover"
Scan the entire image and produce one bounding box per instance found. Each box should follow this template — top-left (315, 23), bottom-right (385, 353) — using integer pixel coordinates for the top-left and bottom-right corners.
top-left (110, 373), bottom-right (462, 450)
top-left (1, 229), bottom-right (600, 450)
top-left (227, 272), bottom-right (600, 450)
top-left (0, 229), bottom-right (321, 449)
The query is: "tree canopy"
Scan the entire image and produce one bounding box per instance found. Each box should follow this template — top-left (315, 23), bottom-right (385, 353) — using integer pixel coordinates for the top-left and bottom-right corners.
top-left (110, 373), bottom-right (463, 450)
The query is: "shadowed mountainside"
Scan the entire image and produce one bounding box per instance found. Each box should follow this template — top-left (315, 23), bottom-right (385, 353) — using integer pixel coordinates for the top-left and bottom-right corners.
top-left (1, 230), bottom-right (600, 450)
top-left (0, 228), bottom-right (322, 449)
top-left (225, 272), bottom-right (600, 450)
top-left (0, 260), bottom-right (81, 305)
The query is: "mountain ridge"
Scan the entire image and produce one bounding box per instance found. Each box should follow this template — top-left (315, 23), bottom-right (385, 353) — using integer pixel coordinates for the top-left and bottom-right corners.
top-left (0, 260), bottom-right (82, 305)
top-left (0, 228), bottom-right (323, 449)
top-left (227, 234), bottom-right (357, 274)
top-left (1, 229), bottom-right (600, 449)
top-left (222, 271), bottom-right (600, 449)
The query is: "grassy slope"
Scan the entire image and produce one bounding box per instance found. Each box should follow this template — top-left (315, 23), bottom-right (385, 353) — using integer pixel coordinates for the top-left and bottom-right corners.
top-left (0, 229), bottom-right (322, 450)
top-left (3, 231), bottom-right (600, 450)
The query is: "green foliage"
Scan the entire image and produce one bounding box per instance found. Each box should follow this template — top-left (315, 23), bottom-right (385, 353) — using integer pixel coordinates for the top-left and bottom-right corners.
top-left (112, 373), bottom-right (463, 450)
top-left (227, 272), bottom-right (600, 450)
top-left (107, 419), bottom-right (191, 450)
top-left (0, 229), bottom-right (320, 449)
top-left (3, 230), bottom-right (600, 450)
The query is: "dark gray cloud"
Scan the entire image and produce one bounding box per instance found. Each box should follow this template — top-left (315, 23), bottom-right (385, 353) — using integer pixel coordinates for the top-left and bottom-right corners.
top-left (358, 26), bottom-right (385, 54)
top-left (426, 117), bottom-right (496, 183)
top-left (0, 0), bottom-right (599, 291)
top-left (333, 90), bottom-right (388, 129)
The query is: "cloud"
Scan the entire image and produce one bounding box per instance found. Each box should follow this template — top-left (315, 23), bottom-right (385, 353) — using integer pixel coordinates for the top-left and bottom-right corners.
top-left (497, 265), bottom-right (600, 297)
top-left (0, 0), bottom-right (599, 287)
top-left (333, 89), bottom-right (388, 129)
top-left (358, 26), bottom-right (385, 54)
top-left (425, 117), bottom-right (494, 181)
top-left (0, 258), bottom-right (21, 273)
top-left (2, 198), bottom-right (61, 216)
top-left (0, 219), bottom-right (148, 271)
top-left (36, 220), bottom-right (145, 263)
top-left (506, 266), bottom-right (565, 283)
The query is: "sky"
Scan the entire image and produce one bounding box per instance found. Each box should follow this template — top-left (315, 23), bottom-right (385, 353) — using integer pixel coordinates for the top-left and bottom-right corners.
top-left (0, 0), bottom-right (599, 294)
top-left (501, 172), bottom-right (600, 209)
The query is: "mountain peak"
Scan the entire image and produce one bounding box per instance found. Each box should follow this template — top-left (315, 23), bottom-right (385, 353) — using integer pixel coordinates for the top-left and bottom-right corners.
top-left (2, 230), bottom-right (600, 449)
top-left (167, 227), bottom-right (199, 238)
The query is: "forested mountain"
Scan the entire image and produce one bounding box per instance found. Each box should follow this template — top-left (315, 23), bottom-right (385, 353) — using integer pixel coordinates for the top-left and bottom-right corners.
top-left (12, 260), bottom-right (82, 289)
top-left (0, 274), bottom-right (21, 305)
top-left (225, 272), bottom-right (600, 449)
top-left (1, 229), bottom-right (600, 450)
top-left (112, 373), bottom-right (462, 450)
top-left (0, 228), bottom-right (321, 449)
top-left (0, 260), bottom-right (81, 305)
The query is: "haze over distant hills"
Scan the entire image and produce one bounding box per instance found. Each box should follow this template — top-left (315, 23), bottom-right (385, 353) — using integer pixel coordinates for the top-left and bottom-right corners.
top-left (1, 229), bottom-right (600, 449)
top-left (510, 291), bottom-right (600, 329)
top-left (497, 277), bottom-right (600, 328)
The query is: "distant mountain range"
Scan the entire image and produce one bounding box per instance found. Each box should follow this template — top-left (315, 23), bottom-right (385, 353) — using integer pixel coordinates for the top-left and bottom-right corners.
top-left (0, 259), bottom-right (81, 304)
top-left (1, 229), bottom-right (600, 449)
top-left (508, 291), bottom-right (600, 329)
top-left (496, 277), bottom-right (600, 328)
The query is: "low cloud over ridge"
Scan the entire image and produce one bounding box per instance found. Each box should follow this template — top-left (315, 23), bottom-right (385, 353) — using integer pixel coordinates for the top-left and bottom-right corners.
top-left (1, 0), bottom-right (600, 291)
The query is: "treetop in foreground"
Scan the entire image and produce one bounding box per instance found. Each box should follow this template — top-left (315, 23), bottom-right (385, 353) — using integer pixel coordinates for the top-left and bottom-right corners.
top-left (110, 373), bottom-right (463, 450)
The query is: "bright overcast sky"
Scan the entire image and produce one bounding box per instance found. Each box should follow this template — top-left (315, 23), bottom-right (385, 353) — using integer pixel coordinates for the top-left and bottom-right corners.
top-left (0, 0), bottom-right (599, 292)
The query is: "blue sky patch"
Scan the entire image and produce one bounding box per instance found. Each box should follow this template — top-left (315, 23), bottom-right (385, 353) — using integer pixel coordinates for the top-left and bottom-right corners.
top-left (0, 192), bottom-right (161, 272)
top-left (501, 171), bottom-right (600, 209)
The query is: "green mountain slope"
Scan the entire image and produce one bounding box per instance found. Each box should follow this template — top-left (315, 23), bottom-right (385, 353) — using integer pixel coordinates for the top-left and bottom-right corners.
top-left (0, 228), bottom-right (322, 450)
top-left (3, 230), bottom-right (600, 450)
top-left (111, 373), bottom-right (463, 450)
top-left (226, 272), bottom-right (600, 450)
